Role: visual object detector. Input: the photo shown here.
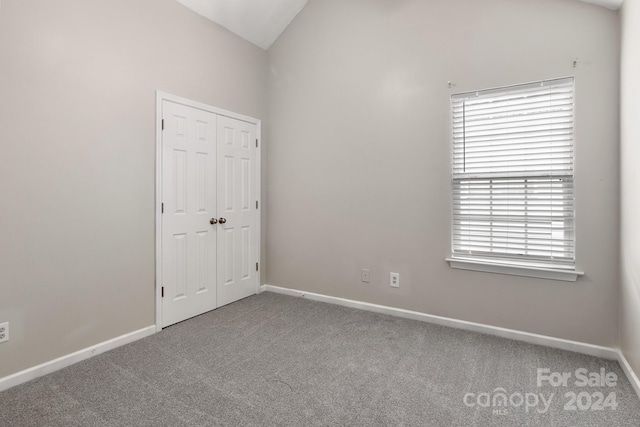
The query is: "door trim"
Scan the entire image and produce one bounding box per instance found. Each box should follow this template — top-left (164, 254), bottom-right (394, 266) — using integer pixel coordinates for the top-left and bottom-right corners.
top-left (155, 91), bottom-right (262, 331)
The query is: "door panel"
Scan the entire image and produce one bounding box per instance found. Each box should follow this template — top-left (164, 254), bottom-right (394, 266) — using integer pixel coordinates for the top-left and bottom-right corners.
top-left (217, 116), bottom-right (258, 307)
top-left (162, 101), bottom-right (217, 327)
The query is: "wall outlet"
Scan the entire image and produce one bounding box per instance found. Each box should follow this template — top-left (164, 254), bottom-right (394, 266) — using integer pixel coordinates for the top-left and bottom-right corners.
top-left (0, 322), bottom-right (8, 343)
top-left (390, 272), bottom-right (400, 288)
top-left (361, 268), bottom-right (370, 283)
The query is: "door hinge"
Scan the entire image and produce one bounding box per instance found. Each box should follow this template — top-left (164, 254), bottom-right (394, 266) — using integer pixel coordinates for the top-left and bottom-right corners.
top-left (161, 286), bottom-right (164, 298)
top-left (256, 262), bottom-right (259, 271)
top-left (256, 139), bottom-right (259, 148)
top-left (256, 200), bottom-right (259, 209)
top-left (161, 203), bottom-right (164, 214)
top-left (161, 119), bottom-right (164, 130)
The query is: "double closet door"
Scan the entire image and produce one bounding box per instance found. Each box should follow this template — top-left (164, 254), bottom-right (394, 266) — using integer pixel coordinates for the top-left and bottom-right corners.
top-left (161, 100), bottom-right (259, 327)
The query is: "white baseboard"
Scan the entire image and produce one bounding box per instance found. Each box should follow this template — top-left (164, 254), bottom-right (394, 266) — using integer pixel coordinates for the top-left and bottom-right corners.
top-left (0, 325), bottom-right (156, 392)
top-left (262, 284), bottom-right (640, 399)
top-left (618, 350), bottom-right (640, 399)
top-left (4, 288), bottom-right (640, 402)
top-left (261, 284), bottom-right (618, 360)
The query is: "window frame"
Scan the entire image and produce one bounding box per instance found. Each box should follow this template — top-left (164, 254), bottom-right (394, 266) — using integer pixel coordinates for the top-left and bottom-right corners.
top-left (446, 77), bottom-right (583, 282)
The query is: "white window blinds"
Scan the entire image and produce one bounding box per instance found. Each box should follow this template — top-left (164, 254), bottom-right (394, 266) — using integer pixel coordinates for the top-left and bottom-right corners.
top-left (451, 77), bottom-right (575, 268)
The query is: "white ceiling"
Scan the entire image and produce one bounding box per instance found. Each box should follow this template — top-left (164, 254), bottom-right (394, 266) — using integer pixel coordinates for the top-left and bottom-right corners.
top-left (581, 0), bottom-right (624, 9)
top-left (175, 0), bottom-right (623, 51)
top-left (175, 0), bottom-right (309, 50)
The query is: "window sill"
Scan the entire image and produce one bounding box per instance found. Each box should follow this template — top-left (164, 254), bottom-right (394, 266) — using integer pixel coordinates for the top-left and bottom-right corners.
top-left (445, 258), bottom-right (584, 282)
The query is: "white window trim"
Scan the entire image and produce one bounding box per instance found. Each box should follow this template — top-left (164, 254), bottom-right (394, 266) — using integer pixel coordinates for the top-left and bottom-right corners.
top-left (448, 77), bottom-right (581, 280)
top-left (446, 257), bottom-right (584, 282)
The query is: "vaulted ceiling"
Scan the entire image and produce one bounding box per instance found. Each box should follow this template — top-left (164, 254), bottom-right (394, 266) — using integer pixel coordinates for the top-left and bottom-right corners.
top-left (582, 0), bottom-right (624, 9)
top-left (175, 0), bottom-right (624, 50)
top-left (175, 0), bottom-right (309, 50)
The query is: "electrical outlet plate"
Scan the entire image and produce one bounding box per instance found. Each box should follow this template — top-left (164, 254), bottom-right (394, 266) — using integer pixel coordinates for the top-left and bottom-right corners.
top-left (390, 272), bottom-right (400, 288)
top-left (361, 269), bottom-right (370, 283)
top-left (0, 322), bottom-right (8, 343)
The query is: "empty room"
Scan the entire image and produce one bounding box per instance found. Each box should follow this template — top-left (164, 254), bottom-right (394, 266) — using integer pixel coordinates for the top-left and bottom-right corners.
top-left (1, 0), bottom-right (640, 425)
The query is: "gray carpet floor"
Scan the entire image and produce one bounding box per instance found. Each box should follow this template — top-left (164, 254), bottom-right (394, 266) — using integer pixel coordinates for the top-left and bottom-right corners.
top-left (1, 291), bottom-right (639, 426)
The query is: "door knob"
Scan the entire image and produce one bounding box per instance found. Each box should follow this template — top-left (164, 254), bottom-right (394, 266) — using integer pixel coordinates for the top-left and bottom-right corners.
top-left (210, 218), bottom-right (218, 225)
top-left (218, 218), bottom-right (227, 224)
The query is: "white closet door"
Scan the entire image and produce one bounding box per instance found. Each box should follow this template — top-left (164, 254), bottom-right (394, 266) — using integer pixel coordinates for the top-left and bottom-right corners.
top-left (216, 115), bottom-right (259, 307)
top-left (161, 100), bottom-right (217, 327)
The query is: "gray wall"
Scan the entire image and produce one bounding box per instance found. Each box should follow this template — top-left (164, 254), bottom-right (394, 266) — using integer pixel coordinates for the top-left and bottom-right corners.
top-left (0, 0), bottom-right (266, 377)
top-left (267, 0), bottom-right (620, 346)
top-left (621, 0), bottom-right (640, 377)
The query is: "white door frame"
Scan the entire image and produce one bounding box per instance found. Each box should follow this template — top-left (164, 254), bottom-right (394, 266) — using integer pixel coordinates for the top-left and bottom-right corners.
top-left (155, 91), bottom-right (261, 331)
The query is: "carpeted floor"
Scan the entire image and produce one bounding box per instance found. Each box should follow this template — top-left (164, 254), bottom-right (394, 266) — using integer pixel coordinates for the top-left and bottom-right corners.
top-left (1, 291), bottom-right (639, 426)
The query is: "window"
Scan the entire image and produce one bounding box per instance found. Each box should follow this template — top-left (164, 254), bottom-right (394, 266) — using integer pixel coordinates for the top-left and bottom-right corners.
top-left (449, 77), bottom-right (579, 279)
